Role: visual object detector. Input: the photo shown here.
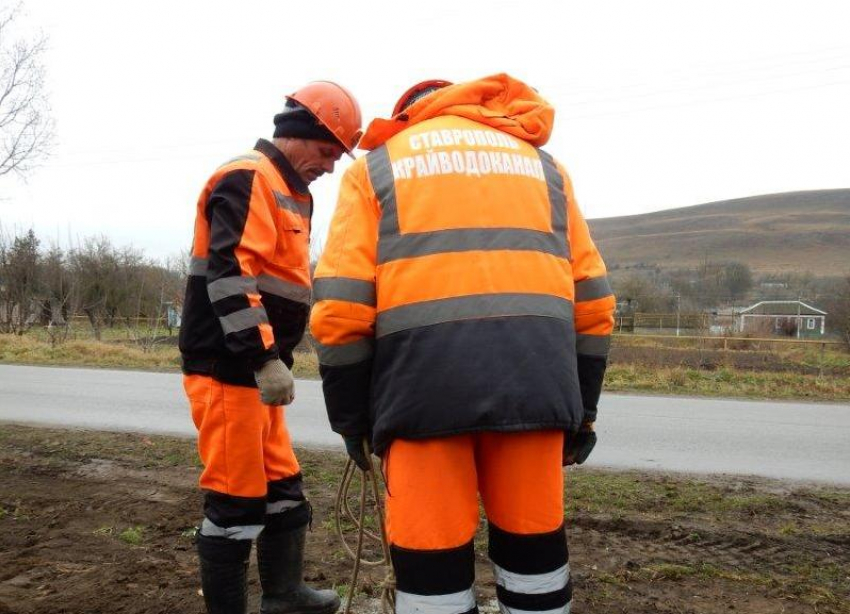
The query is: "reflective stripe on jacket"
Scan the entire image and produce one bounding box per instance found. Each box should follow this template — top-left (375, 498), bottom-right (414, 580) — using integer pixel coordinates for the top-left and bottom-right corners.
top-left (179, 139), bottom-right (313, 386)
top-left (310, 75), bottom-right (615, 453)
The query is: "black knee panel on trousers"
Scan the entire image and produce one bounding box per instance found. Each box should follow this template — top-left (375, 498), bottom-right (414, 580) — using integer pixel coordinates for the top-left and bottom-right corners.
top-left (391, 540), bottom-right (475, 596)
top-left (488, 521), bottom-right (569, 573)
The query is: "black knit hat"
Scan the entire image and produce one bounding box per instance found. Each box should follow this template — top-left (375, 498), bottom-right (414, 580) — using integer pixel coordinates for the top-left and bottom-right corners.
top-left (273, 99), bottom-right (337, 142)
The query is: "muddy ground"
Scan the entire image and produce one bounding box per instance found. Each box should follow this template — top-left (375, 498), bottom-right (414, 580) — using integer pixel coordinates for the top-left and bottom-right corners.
top-left (0, 424), bottom-right (848, 614)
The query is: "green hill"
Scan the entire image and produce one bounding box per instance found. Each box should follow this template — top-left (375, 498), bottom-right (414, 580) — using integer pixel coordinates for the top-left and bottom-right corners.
top-left (588, 189), bottom-right (850, 275)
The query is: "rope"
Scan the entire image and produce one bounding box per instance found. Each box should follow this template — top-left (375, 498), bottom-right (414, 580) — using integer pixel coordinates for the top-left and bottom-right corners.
top-left (334, 439), bottom-right (395, 614)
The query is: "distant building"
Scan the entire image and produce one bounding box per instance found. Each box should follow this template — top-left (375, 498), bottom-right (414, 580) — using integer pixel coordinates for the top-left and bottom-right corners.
top-left (737, 301), bottom-right (827, 338)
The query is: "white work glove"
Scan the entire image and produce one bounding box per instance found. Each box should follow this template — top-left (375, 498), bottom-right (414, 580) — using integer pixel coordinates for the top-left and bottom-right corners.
top-left (254, 359), bottom-right (295, 406)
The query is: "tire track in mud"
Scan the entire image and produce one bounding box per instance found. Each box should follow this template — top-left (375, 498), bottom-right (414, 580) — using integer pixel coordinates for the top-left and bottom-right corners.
top-left (572, 515), bottom-right (849, 574)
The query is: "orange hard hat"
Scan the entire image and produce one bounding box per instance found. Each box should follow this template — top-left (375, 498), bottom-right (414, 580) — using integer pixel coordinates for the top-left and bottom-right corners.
top-left (392, 79), bottom-right (453, 116)
top-left (287, 81), bottom-right (363, 155)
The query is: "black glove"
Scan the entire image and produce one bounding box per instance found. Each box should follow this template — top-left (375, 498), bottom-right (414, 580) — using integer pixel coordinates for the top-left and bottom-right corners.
top-left (343, 435), bottom-right (371, 471)
top-left (564, 422), bottom-right (597, 466)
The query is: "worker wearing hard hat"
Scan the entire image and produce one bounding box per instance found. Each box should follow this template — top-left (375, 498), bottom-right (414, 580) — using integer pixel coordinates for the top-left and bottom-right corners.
top-left (311, 74), bottom-right (615, 614)
top-left (179, 81), bottom-right (362, 614)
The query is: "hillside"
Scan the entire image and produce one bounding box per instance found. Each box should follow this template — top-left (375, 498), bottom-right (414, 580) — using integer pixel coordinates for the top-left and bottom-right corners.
top-left (587, 189), bottom-right (850, 275)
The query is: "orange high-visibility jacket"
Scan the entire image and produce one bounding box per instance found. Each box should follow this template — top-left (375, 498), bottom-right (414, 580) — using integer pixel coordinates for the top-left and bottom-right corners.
top-left (179, 139), bottom-right (313, 386)
top-left (310, 75), bottom-right (615, 454)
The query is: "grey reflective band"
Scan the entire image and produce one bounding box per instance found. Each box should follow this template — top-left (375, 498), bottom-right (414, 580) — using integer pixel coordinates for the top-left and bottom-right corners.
top-left (395, 588), bottom-right (476, 614)
top-left (366, 144), bottom-right (571, 264)
top-left (494, 562), bottom-right (570, 595)
top-left (498, 603), bottom-right (571, 614)
top-left (207, 275), bottom-right (259, 303)
top-left (266, 500), bottom-right (304, 515)
top-left (219, 152), bottom-right (262, 168)
top-left (313, 277), bottom-right (376, 306)
top-left (200, 518), bottom-right (263, 541)
top-left (219, 306), bottom-right (269, 335)
top-left (313, 338), bottom-right (374, 366)
top-left (273, 191), bottom-right (310, 219)
top-left (378, 228), bottom-right (567, 264)
top-left (574, 276), bottom-right (613, 302)
top-left (257, 274), bottom-right (312, 305)
top-left (576, 333), bottom-right (611, 357)
top-left (538, 149), bottom-right (570, 260)
top-left (190, 257), bottom-right (208, 276)
top-left (365, 146), bottom-right (401, 258)
top-left (377, 293), bottom-right (574, 338)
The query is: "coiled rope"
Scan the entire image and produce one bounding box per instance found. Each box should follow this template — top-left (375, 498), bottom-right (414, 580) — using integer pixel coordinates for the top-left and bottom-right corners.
top-left (334, 439), bottom-right (395, 614)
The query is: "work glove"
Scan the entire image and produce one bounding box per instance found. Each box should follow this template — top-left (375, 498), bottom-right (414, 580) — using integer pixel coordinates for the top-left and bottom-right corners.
top-left (254, 358), bottom-right (295, 406)
top-left (563, 421), bottom-right (597, 466)
top-left (344, 435), bottom-right (371, 471)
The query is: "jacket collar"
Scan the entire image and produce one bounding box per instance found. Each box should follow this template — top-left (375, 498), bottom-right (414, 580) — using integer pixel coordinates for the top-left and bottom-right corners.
top-left (254, 139), bottom-right (310, 196)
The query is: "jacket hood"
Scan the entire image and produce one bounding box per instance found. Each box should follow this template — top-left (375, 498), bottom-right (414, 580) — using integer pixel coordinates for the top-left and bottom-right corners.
top-left (359, 73), bottom-right (555, 150)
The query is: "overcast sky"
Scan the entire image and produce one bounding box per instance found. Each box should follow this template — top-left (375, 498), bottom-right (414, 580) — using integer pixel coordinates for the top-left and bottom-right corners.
top-left (2, 0), bottom-right (849, 262)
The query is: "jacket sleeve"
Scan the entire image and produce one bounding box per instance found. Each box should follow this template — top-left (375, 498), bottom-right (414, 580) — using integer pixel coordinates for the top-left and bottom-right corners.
top-left (206, 169), bottom-right (279, 370)
top-left (562, 164), bottom-right (615, 423)
top-left (309, 161), bottom-right (379, 437)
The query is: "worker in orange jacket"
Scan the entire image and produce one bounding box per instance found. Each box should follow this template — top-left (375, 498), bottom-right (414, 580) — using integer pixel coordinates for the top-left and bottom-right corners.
top-left (310, 74), bottom-right (615, 614)
top-left (179, 81), bottom-right (362, 614)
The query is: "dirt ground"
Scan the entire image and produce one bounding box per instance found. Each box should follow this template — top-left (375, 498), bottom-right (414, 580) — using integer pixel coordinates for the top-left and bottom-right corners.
top-left (0, 424), bottom-right (848, 614)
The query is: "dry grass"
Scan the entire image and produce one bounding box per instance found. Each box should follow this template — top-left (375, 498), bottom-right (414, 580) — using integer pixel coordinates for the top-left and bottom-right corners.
top-left (0, 334), bottom-right (180, 370)
top-left (605, 364), bottom-right (850, 400)
top-left (0, 334), bottom-right (318, 377)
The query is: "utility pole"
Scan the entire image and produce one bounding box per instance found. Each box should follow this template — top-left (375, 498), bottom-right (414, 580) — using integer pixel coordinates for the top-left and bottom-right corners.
top-left (676, 293), bottom-right (681, 337)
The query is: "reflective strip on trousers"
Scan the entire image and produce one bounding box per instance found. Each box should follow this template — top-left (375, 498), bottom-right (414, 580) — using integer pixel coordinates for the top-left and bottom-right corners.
top-left (497, 603), bottom-right (571, 614)
top-left (257, 274), bottom-right (311, 305)
top-left (313, 276), bottom-right (376, 306)
top-left (376, 293), bottom-right (574, 338)
top-left (574, 276), bottom-right (613, 302)
top-left (365, 145), bottom-right (570, 264)
top-left (266, 499), bottom-right (304, 515)
top-left (200, 517), bottom-right (263, 541)
top-left (273, 190), bottom-right (311, 219)
top-left (190, 256), bottom-right (208, 276)
top-left (395, 588), bottom-right (476, 614)
top-left (219, 306), bottom-right (269, 335)
top-left (313, 338), bottom-right (374, 366)
top-left (576, 334), bottom-right (611, 357)
top-left (207, 275), bottom-right (259, 302)
top-left (494, 562), bottom-right (570, 595)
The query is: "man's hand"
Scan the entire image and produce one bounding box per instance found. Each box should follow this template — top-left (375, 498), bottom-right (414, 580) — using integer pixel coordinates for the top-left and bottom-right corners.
top-left (344, 436), bottom-right (371, 471)
top-left (564, 422), bottom-right (597, 466)
top-left (254, 359), bottom-right (295, 406)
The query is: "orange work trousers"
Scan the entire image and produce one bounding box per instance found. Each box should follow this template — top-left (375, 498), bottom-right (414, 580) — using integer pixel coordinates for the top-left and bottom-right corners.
top-left (385, 430), bottom-right (565, 548)
top-left (184, 374), bottom-right (300, 498)
top-left (384, 431), bottom-right (571, 614)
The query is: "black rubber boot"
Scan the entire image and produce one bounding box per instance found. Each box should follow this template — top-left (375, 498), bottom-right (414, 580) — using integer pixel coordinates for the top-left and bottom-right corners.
top-left (256, 522), bottom-right (341, 614)
top-left (197, 533), bottom-right (252, 614)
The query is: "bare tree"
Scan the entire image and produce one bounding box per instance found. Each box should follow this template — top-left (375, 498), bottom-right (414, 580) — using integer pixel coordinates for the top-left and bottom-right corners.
top-left (0, 2), bottom-right (54, 178)
top-left (68, 236), bottom-right (116, 340)
top-left (0, 227), bottom-right (40, 333)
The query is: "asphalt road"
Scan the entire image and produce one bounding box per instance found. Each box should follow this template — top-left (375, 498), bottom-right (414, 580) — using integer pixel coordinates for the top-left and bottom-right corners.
top-left (1, 364), bottom-right (848, 485)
